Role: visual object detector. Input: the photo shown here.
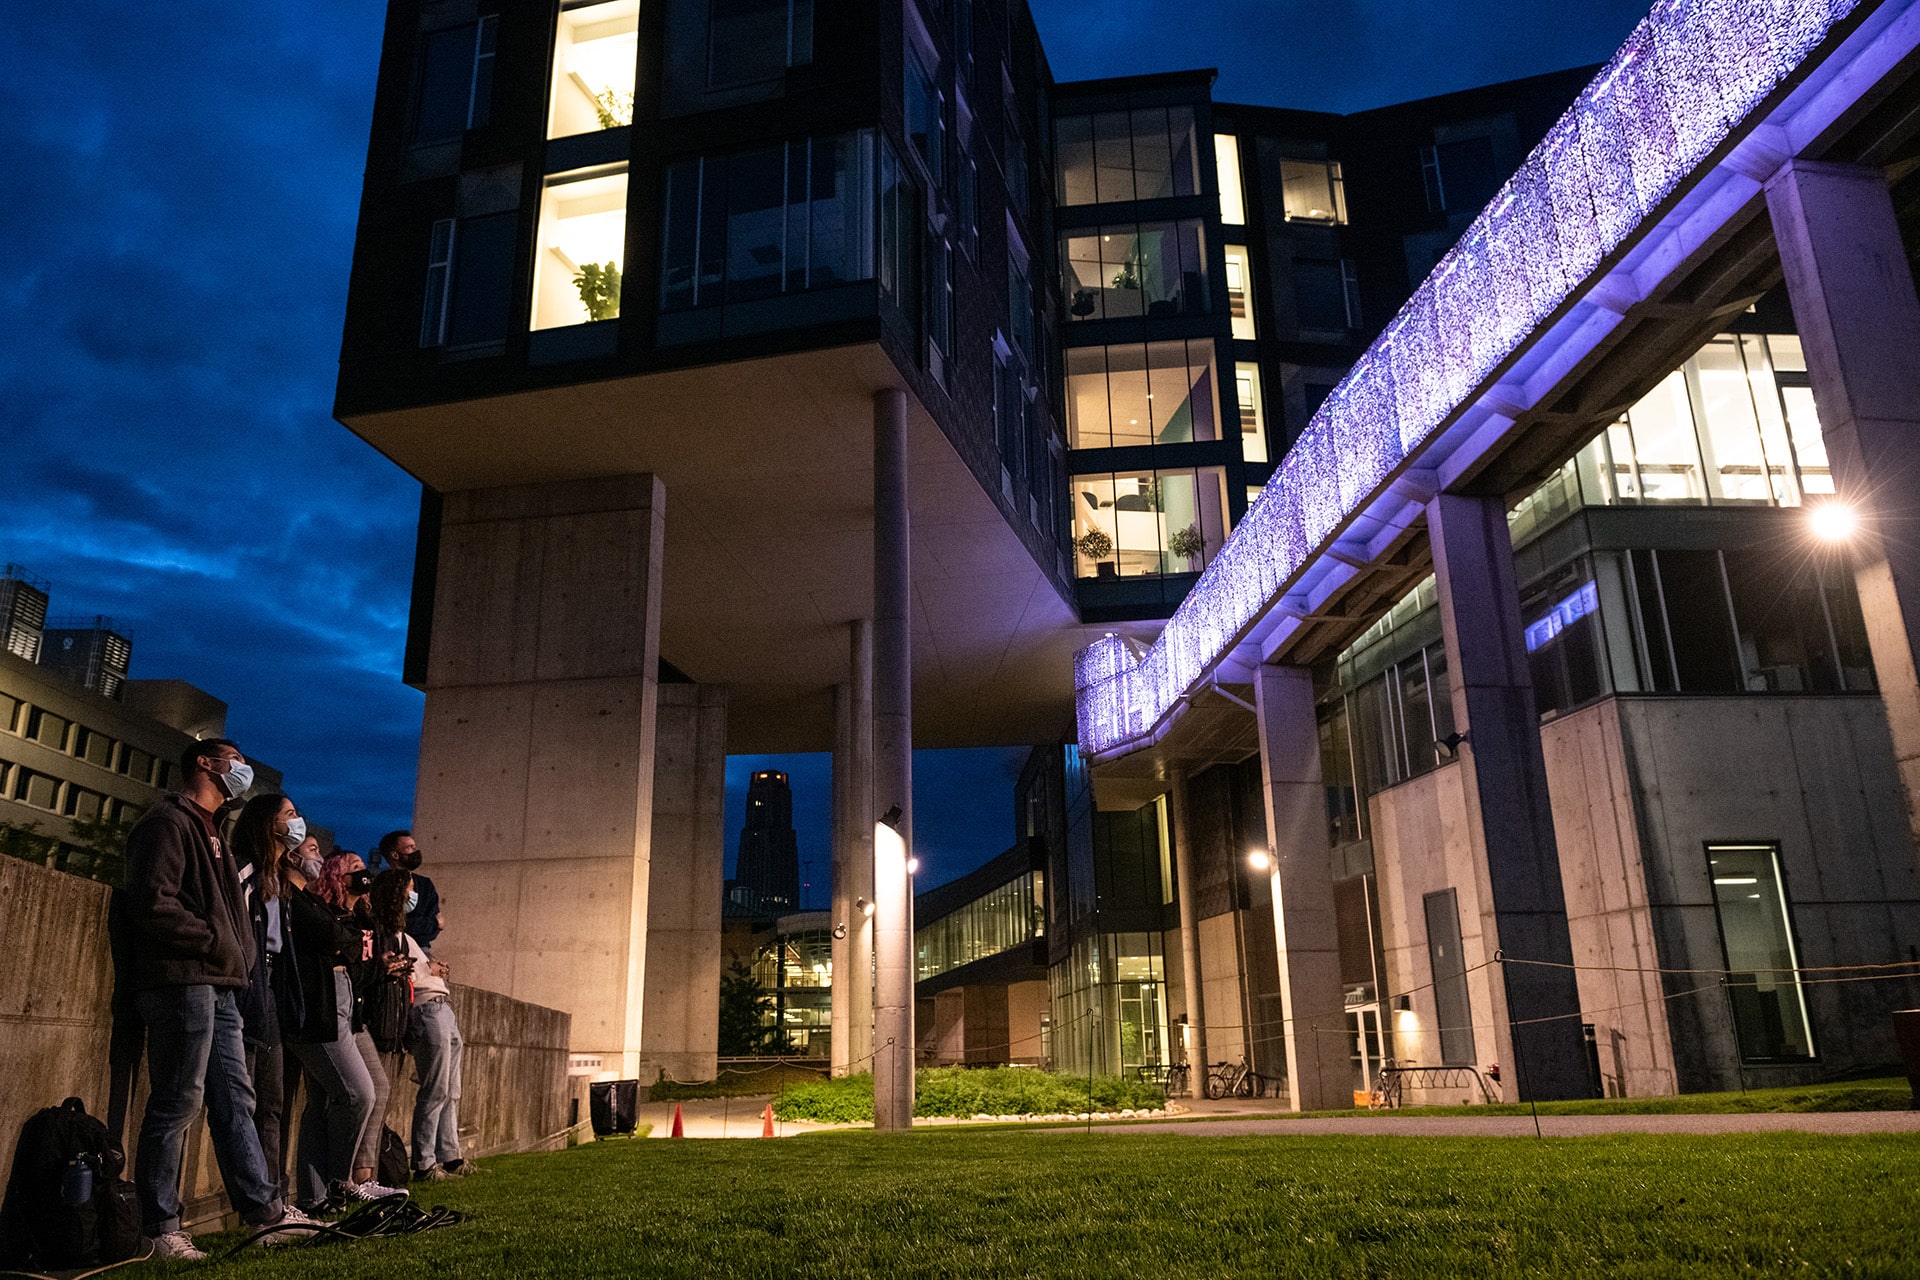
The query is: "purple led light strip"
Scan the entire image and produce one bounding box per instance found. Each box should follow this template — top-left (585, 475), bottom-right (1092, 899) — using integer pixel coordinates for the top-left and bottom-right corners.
top-left (1077, 0), bottom-right (1883, 757)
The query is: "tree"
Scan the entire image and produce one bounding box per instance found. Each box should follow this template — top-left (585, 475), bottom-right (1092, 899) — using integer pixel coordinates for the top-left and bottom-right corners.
top-left (718, 955), bottom-right (775, 1057)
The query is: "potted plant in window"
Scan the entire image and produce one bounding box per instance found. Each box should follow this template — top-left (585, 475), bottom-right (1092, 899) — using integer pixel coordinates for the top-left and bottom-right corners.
top-left (573, 262), bottom-right (622, 322)
top-left (1074, 529), bottom-right (1115, 577)
top-left (594, 88), bottom-right (634, 129)
top-left (1169, 523), bottom-right (1204, 571)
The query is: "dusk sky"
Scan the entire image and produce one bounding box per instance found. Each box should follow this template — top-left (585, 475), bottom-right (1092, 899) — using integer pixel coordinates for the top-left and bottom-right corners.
top-left (0, 0), bottom-right (1647, 886)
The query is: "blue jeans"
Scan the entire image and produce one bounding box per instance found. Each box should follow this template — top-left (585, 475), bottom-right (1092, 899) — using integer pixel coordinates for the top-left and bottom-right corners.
top-left (409, 998), bottom-right (463, 1169)
top-left (286, 1035), bottom-right (376, 1205)
top-left (133, 986), bottom-right (283, 1234)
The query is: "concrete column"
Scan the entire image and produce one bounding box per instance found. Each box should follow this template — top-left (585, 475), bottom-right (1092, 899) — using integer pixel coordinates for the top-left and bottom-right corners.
top-left (1767, 160), bottom-right (1920, 857)
top-left (1251, 665), bottom-right (1352, 1112)
top-left (1426, 492), bottom-right (1590, 1100)
top-left (414, 474), bottom-right (664, 1077)
top-left (1168, 766), bottom-right (1208, 1094)
top-left (829, 624), bottom-right (876, 1077)
top-left (640, 682), bottom-right (728, 1084)
top-left (872, 388), bottom-right (915, 1130)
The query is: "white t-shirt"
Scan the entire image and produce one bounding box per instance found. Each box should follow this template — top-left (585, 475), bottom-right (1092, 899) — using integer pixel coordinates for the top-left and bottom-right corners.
top-left (405, 932), bottom-right (449, 997)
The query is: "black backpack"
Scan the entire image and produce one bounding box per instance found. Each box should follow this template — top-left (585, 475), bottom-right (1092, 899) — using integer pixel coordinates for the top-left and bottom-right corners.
top-left (0, 1098), bottom-right (140, 1269)
top-left (378, 1125), bottom-right (411, 1190)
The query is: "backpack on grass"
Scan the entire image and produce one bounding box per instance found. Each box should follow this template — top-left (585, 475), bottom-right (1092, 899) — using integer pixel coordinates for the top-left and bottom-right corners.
top-left (378, 1125), bottom-right (411, 1190)
top-left (0, 1098), bottom-right (140, 1270)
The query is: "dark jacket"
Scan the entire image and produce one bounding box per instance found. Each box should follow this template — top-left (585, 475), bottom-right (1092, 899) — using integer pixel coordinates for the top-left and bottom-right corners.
top-left (281, 888), bottom-right (363, 1043)
top-left (404, 872), bottom-right (441, 952)
top-left (235, 855), bottom-right (303, 1048)
top-left (121, 794), bottom-right (253, 991)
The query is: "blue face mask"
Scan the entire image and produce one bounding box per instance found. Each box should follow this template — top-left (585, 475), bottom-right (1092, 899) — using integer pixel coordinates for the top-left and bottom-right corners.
top-left (407, 889), bottom-right (419, 913)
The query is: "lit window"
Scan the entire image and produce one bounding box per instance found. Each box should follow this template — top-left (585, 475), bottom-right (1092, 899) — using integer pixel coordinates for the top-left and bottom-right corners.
top-left (1062, 221), bottom-right (1209, 322)
top-left (1215, 135), bottom-right (1245, 225)
top-left (1053, 107), bottom-right (1199, 206)
top-left (532, 167), bottom-right (629, 330)
top-left (1235, 362), bottom-right (1267, 463)
top-left (1224, 246), bottom-right (1255, 340)
top-left (549, 1), bottom-right (639, 139)
top-left (1070, 467), bottom-right (1231, 578)
top-left (1707, 844), bottom-right (1815, 1062)
top-left (1279, 159), bottom-right (1346, 224)
top-left (1065, 341), bottom-right (1218, 450)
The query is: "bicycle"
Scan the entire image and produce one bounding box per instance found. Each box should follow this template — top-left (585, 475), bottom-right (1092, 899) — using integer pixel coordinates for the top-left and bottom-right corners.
top-left (1204, 1059), bottom-right (1254, 1099)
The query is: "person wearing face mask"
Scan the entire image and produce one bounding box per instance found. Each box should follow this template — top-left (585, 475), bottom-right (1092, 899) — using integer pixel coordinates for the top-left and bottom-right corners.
top-left (281, 847), bottom-right (407, 1208)
top-left (376, 831), bottom-right (440, 953)
top-left (312, 852), bottom-right (402, 1196)
top-left (121, 739), bottom-right (320, 1260)
top-left (229, 793), bottom-right (308, 1200)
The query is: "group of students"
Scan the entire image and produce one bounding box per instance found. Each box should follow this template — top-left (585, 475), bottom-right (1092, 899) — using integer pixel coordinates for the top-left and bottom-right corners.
top-left (112, 737), bottom-right (471, 1261)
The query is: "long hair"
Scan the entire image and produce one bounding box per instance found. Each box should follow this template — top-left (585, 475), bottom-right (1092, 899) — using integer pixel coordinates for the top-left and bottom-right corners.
top-left (312, 852), bottom-right (362, 910)
top-left (369, 869), bottom-right (413, 936)
top-left (231, 793), bottom-right (289, 901)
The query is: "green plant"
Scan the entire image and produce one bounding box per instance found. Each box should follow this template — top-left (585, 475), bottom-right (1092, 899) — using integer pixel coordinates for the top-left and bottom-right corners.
top-left (771, 1067), bottom-right (1168, 1123)
top-left (1109, 262), bottom-right (1141, 290)
top-left (573, 261), bottom-right (622, 321)
top-left (0, 820), bottom-right (57, 867)
top-left (592, 87), bottom-right (634, 129)
top-left (717, 956), bottom-right (774, 1057)
top-left (1074, 529), bottom-right (1113, 561)
top-left (1168, 523), bottom-right (1204, 562)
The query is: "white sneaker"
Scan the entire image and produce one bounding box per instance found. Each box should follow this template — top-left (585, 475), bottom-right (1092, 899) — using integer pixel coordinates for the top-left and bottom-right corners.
top-left (345, 1180), bottom-right (409, 1201)
top-left (258, 1204), bottom-right (324, 1247)
top-left (149, 1230), bottom-right (208, 1261)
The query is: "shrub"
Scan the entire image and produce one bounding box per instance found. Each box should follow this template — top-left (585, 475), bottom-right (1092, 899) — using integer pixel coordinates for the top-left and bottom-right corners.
top-left (772, 1068), bottom-right (1166, 1123)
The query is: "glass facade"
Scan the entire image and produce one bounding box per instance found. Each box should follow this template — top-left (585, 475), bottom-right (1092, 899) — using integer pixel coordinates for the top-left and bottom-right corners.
top-left (1223, 245), bottom-right (1256, 340)
top-left (1048, 932), bottom-right (1170, 1078)
top-left (547, 1), bottom-right (638, 138)
top-left (1062, 221), bottom-right (1210, 322)
top-left (1214, 135), bottom-right (1245, 225)
top-left (916, 871), bottom-right (1046, 982)
top-left (753, 923), bottom-right (833, 1056)
top-left (1278, 159), bottom-right (1347, 224)
top-left (1071, 467), bottom-right (1230, 579)
top-left (531, 167), bottom-right (629, 330)
top-left (1065, 340), bottom-right (1218, 449)
top-left (1707, 844), bottom-right (1815, 1062)
top-left (660, 131), bottom-right (876, 312)
top-left (709, 0), bottom-right (813, 90)
top-left (1054, 107), bottom-right (1201, 206)
top-left (1235, 362), bottom-right (1268, 463)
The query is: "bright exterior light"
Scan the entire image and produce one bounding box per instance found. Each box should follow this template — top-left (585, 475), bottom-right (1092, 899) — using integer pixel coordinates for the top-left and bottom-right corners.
top-left (1248, 849), bottom-right (1274, 872)
top-left (906, 857), bottom-right (920, 875)
top-left (1809, 501), bottom-right (1858, 543)
top-left (1712, 877), bottom-right (1758, 886)
top-left (1074, 0), bottom-right (1866, 759)
top-left (856, 896), bottom-right (875, 917)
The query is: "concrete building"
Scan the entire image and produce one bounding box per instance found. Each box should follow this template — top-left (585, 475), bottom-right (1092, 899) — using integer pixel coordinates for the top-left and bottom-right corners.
top-left (337, 0), bottom-right (1920, 1110)
top-left (730, 768), bottom-right (802, 913)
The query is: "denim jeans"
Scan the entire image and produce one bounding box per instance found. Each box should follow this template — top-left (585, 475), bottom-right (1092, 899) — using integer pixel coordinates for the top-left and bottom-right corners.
top-left (244, 1042), bottom-right (285, 1199)
top-left (408, 998), bottom-right (464, 1169)
top-left (349, 1030), bottom-right (391, 1175)
top-left (133, 985), bottom-right (283, 1235)
top-left (286, 1035), bottom-right (376, 1206)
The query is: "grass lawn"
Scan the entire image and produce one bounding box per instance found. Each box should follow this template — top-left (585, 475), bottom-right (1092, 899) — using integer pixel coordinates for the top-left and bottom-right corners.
top-left (148, 1128), bottom-right (1920, 1278)
top-left (1267, 1075), bottom-right (1917, 1121)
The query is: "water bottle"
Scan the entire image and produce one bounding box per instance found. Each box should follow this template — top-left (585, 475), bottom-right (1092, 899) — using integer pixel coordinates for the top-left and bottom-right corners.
top-left (60, 1157), bottom-right (93, 1208)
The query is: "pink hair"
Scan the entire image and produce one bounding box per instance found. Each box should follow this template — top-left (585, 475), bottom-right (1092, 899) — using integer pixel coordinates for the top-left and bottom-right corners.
top-left (311, 852), bottom-right (363, 910)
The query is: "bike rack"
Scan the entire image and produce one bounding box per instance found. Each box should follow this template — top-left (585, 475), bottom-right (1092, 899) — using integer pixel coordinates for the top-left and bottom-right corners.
top-left (1370, 1062), bottom-right (1498, 1108)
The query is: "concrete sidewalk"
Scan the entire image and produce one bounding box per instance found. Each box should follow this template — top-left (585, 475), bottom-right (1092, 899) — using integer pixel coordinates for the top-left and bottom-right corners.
top-left (1039, 1110), bottom-right (1920, 1137)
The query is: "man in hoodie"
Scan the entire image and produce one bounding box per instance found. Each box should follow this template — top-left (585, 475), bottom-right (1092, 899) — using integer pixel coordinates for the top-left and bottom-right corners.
top-left (122, 738), bottom-right (317, 1260)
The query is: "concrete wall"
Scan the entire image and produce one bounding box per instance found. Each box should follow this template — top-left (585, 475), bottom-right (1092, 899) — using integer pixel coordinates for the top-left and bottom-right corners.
top-left (0, 856), bottom-right (572, 1229)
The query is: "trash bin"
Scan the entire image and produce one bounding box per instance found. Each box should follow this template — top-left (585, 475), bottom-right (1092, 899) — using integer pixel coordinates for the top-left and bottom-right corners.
top-left (1894, 1010), bottom-right (1920, 1108)
top-left (590, 1079), bottom-right (640, 1135)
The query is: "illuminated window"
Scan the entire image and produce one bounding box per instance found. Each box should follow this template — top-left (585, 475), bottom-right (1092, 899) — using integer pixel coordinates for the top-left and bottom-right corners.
top-left (1065, 341), bottom-right (1218, 450)
top-left (1279, 159), bottom-right (1346, 224)
top-left (1224, 246), bottom-right (1255, 340)
top-left (1215, 134), bottom-right (1245, 224)
top-left (1235, 362), bottom-right (1267, 463)
top-left (1071, 467), bottom-right (1230, 578)
top-left (1054, 107), bottom-right (1199, 206)
top-left (531, 167), bottom-right (629, 330)
top-left (1707, 844), bottom-right (1814, 1062)
top-left (1062, 222), bottom-right (1208, 321)
top-left (548, 1), bottom-right (639, 139)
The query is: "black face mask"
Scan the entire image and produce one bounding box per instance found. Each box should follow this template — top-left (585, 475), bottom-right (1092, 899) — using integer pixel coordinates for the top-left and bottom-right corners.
top-left (347, 870), bottom-right (374, 896)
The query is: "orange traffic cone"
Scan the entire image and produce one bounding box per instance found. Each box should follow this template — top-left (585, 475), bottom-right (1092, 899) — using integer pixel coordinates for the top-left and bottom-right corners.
top-left (669, 1103), bottom-right (685, 1138)
top-left (761, 1103), bottom-right (775, 1138)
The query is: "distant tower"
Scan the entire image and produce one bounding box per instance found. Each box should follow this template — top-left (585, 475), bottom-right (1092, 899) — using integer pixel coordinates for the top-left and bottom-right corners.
top-left (0, 566), bottom-right (50, 663)
top-left (734, 770), bottom-right (801, 912)
top-left (41, 616), bottom-right (133, 700)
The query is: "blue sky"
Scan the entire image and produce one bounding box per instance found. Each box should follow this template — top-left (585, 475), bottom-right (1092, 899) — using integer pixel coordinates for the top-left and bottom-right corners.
top-left (0, 0), bottom-right (1646, 876)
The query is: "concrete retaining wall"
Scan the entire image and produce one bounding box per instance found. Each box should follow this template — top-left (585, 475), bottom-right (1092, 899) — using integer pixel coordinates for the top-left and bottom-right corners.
top-left (0, 856), bottom-right (571, 1227)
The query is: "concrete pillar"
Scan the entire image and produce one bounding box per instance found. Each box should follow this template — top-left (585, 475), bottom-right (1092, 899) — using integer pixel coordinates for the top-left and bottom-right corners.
top-left (641, 682), bottom-right (728, 1084)
top-left (1167, 766), bottom-right (1208, 1094)
top-left (872, 388), bottom-right (915, 1130)
top-left (1767, 160), bottom-right (1920, 857)
top-left (1251, 665), bottom-right (1351, 1112)
top-left (1426, 492), bottom-right (1590, 1100)
top-left (829, 622), bottom-right (876, 1077)
top-left (414, 474), bottom-right (664, 1077)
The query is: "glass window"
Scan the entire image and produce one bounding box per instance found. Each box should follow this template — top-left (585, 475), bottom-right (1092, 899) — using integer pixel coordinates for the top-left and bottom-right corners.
top-left (1624, 370), bottom-right (1707, 501)
top-left (446, 212), bottom-right (518, 348)
top-left (1426, 135), bottom-right (1500, 213)
top-left (1692, 340), bottom-right (1777, 504)
top-left (1071, 467), bottom-right (1229, 578)
top-left (1523, 561), bottom-right (1609, 716)
top-left (415, 17), bottom-right (496, 143)
top-left (78, 729), bottom-right (113, 769)
top-left (1235, 362), bottom-right (1268, 463)
top-left (1006, 252), bottom-right (1033, 359)
top-left (0, 693), bottom-right (19, 734)
top-left (1056, 114), bottom-right (1096, 205)
top-left (420, 220), bottom-right (455, 348)
top-left (120, 746), bottom-right (153, 783)
top-left (532, 167), bottom-right (629, 330)
top-left (1061, 221), bottom-right (1208, 322)
top-left (906, 53), bottom-right (945, 189)
top-left (1707, 844), bottom-right (1814, 1062)
top-left (549, 1), bottom-right (638, 138)
top-left (1224, 245), bottom-right (1256, 340)
top-left (929, 234), bottom-right (955, 374)
top-left (1054, 107), bottom-right (1199, 206)
top-left (1279, 159), bottom-right (1347, 224)
top-left (1215, 134), bottom-right (1246, 224)
top-left (1064, 340), bottom-right (1217, 450)
top-left (1293, 257), bottom-right (1352, 333)
top-left (709, 0), bottom-right (813, 90)
top-left (27, 708), bottom-right (68, 751)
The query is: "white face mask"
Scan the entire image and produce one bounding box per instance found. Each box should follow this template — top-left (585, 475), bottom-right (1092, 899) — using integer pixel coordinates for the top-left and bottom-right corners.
top-left (297, 854), bottom-right (324, 881)
top-left (280, 816), bottom-right (308, 849)
top-left (407, 889), bottom-right (419, 912)
top-left (216, 760), bottom-right (256, 798)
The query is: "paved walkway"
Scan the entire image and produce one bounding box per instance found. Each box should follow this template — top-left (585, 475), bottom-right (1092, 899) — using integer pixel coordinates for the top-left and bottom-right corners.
top-left (628, 1093), bottom-right (1920, 1139)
